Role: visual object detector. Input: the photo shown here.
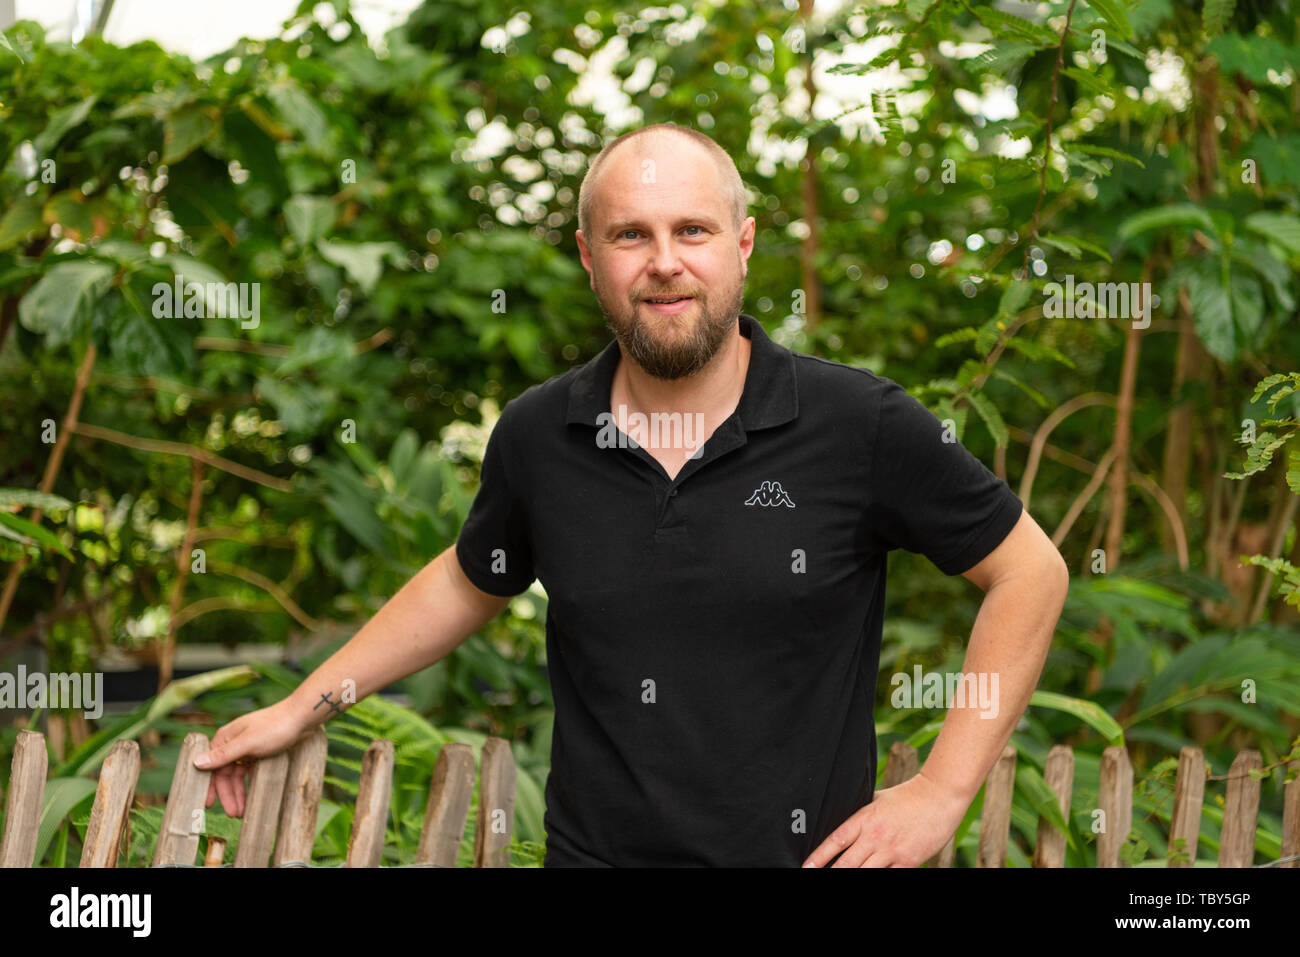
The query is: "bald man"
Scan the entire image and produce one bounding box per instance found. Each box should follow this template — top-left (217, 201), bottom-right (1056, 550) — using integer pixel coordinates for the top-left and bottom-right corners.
top-left (197, 123), bottom-right (1068, 868)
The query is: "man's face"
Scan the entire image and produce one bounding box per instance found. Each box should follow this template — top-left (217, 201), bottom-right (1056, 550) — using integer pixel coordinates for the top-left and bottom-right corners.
top-left (577, 136), bottom-right (755, 380)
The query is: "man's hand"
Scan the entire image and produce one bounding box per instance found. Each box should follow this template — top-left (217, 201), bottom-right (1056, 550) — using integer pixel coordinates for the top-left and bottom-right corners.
top-left (801, 771), bottom-right (969, 868)
top-left (195, 699), bottom-right (308, 818)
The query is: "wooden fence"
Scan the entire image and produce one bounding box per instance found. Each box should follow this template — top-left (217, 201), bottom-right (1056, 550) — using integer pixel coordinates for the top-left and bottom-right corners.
top-left (2, 732), bottom-right (1297, 866)
top-left (0, 727), bottom-right (517, 867)
top-left (881, 741), bottom-right (1300, 867)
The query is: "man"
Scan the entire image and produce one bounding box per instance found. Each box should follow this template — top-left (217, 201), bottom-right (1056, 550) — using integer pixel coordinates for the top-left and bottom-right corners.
top-left (197, 123), bottom-right (1069, 867)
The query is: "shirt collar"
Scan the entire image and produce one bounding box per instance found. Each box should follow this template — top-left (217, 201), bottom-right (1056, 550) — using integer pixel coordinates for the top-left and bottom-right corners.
top-left (565, 313), bottom-right (798, 431)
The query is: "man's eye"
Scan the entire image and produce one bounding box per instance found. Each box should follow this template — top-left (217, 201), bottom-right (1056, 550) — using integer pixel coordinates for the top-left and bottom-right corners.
top-left (683, 225), bottom-right (702, 236)
top-left (620, 230), bottom-right (639, 240)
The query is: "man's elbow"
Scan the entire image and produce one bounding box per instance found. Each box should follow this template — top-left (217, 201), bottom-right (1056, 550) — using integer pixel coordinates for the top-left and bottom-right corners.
top-left (1042, 543), bottom-right (1070, 609)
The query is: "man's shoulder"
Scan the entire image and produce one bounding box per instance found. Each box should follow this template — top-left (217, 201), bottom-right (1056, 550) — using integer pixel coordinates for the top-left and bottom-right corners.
top-left (493, 363), bottom-right (585, 436)
top-left (790, 351), bottom-right (908, 418)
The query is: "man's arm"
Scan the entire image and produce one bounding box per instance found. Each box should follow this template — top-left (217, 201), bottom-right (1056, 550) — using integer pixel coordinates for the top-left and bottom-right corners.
top-left (803, 509), bottom-right (1068, 867)
top-left (918, 508), bottom-right (1068, 807)
top-left (196, 544), bottom-right (511, 816)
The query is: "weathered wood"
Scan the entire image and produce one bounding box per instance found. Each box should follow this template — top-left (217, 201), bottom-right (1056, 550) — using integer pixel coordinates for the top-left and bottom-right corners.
top-left (474, 736), bottom-right (517, 868)
top-left (881, 741), bottom-right (918, 789)
top-left (1033, 745), bottom-right (1074, 868)
top-left (1096, 745), bottom-right (1133, 868)
top-left (80, 739), bottom-right (140, 868)
top-left (204, 837), bottom-right (226, 867)
top-left (415, 742), bottom-right (475, 867)
top-left (273, 727), bottom-right (328, 867)
top-left (1218, 749), bottom-right (1262, 868)
top-left (0, 730), bottom-right (48, 867)
top-left (1167, 746), bottom-right (1205, 868)
top-left (1282, 758), bottom-right (1299, 869)
top-left (152, 732), bottom-right (211, 867)
top-left (345, 739), bottom-right (394, 868)
top-left (928, 837), bottom-right (956, 868)
top-left (976, 745), bottom-right (1017, 868)
top-left (233, 750), bottom-right (289, 867)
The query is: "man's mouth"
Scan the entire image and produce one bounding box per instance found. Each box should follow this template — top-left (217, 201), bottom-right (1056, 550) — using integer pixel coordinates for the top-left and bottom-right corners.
top-left (642, 296), bottom-right (693, 304)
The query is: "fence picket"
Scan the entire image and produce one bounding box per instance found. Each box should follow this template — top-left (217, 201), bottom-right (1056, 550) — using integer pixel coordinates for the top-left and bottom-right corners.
top-left (233, 750), bottom-right (289, 867)
top-left (976, 745), bottom-right (1016, 868)
top-left (415, 742), bottom-right (475, 867)
top-left (1033, 744), bottom-right (1073, 868)
top-left (152, 732), bottom-right (211, 867)
top-left (1282, 758), bottom-right (1299, 869)
top-left (473, 736), bottom-right (516, 868)
top-left (80, 739), bottom-right (139, 868)
top-left (345, 739), bottom-right (394, 868)
top-left (1167, 746), bottom-right (1205, 867)
top-left (273, 727), bottom-right (328, 867)
top-left (1097, 745), bottom-right (1133, 868)
top-left (1218, 749), bottom-right (1262, 868)
top-left (881, 741), bottom-right (917, 788)
top-left (0, 730), bottom-right (48, 867)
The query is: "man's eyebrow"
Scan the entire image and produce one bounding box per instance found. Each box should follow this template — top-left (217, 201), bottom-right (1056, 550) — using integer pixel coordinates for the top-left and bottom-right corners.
top-left (603, 215), bottom-right (723, 237)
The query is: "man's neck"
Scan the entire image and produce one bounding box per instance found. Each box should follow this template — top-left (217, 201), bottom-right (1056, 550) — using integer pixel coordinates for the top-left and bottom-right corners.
top-left (610, 320), bottom-right (752, 425)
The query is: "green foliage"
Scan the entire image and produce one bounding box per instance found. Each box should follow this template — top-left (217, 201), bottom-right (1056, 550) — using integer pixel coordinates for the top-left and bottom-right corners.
top-left (2, 0), bottom-right (1299, 868)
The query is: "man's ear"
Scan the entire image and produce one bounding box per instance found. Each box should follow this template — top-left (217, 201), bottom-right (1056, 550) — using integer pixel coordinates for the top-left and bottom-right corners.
top-left (576, 230), bottom-right (596, 289)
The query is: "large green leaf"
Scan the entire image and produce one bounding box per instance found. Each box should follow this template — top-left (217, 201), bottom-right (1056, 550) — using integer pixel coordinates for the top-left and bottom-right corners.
top-left (1084, 0), bottom-right (1134, 41)
top-left (34, 778), bottom-right (99, 866)
top-left (285, 195), bottom-right (336, 246)
top-left (317, 239), bottom-right (404, 295)
top-left (17, 261), bottom-right (116, 348)
top-left (0, 196), bottom-right (45, 251)
top-left (63, 667), bottom-right (258, 777)
top-left (1244, 212), bottom-right (1300, 259)
top-left (162, 104), bottom-right (219, 165)
top-left (0, 511), bottom-right (72, 559)
top-left (33, 95), bottom-right (98, 155)
top-left (1117, 204), bottom-right (1216, 241)
top-left (1182, 267), bottom-right (1234, 363)
top-left (1028, 691), bottom-right (1125, 746)
top-left (0, 489), bottom-right (72, 510)
top-left (1015, 763), bottom-right (1076, 850)
top-left (267, 81), bottom-right (332, 154)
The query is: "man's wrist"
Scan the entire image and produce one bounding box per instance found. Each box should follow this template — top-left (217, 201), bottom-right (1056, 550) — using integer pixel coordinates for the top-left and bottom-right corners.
top-left (279, 687), bottom-right (318, 735)
top-left (916, 766), bottom-right (979, 812)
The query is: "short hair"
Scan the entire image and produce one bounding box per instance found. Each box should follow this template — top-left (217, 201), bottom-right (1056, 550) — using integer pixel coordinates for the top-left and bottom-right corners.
top-left (577, 123), bottom-right (748, 238)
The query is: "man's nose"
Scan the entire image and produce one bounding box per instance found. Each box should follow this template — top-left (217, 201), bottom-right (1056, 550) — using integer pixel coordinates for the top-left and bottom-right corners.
top-left (646, 236), bottom-right (684, 278)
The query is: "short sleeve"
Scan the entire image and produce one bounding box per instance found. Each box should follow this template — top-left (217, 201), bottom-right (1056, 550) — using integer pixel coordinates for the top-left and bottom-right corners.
top-left (454, 410), bottom-right (536, 596)
top-left (865, 378), bottom-right (1023, 575)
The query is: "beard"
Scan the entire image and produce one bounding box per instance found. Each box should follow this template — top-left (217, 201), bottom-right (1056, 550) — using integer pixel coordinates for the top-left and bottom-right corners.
top-left (595, 270), bottom-right (746, 380)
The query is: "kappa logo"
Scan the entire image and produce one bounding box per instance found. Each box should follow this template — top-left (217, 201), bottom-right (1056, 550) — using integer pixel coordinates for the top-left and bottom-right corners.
top-left (744, 480), bottom-right (796, 507)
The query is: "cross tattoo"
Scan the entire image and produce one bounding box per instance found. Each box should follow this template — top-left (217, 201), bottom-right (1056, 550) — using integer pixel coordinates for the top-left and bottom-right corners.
top-left (313, 691), bottom-right (343, 716)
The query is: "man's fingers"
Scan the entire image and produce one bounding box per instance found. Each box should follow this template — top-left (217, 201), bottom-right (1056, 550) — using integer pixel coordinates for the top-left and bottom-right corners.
top-left (801, 819), bottom-right (861, 868)
top-left (214, 766), bottom-right (243, 818)
top-left (830, 833), bottom-right (878, 868)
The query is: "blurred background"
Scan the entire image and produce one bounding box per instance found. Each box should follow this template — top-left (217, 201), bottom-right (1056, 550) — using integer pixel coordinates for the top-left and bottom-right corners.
top-left (1, 0), bottom-right (1298, 866)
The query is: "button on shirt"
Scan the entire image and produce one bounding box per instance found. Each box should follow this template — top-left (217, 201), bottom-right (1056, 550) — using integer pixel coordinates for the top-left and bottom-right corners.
top-left (454, 314), bottom-right (1024, 866)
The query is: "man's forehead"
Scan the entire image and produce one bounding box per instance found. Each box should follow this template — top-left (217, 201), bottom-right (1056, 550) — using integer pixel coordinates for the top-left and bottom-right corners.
top-left (592, 138), bottom-right (727, 221)
top-left (598, 135), bottom-right (723, 190)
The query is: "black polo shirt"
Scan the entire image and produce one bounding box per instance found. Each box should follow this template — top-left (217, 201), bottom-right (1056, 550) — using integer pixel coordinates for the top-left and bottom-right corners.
top-left (454, 313), bottom-right (1023, 867)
